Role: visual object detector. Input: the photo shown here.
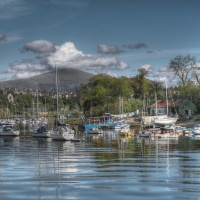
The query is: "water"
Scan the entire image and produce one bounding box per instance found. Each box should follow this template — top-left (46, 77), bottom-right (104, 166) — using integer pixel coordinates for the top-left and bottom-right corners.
top-left (0, 132), bottom-right (200, 200)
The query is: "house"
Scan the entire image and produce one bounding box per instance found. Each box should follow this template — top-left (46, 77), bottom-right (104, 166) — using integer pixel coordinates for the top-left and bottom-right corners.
top-left (150, 99), bottom-right (197, 116)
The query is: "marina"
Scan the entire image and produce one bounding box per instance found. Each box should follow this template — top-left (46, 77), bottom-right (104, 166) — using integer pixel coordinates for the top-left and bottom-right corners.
top-left (0, 128), bottom-right (200, 199)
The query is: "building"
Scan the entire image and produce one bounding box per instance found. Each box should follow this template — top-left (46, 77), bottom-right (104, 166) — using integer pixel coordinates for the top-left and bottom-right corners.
top-left (150, 99), bottom-right (197, 116)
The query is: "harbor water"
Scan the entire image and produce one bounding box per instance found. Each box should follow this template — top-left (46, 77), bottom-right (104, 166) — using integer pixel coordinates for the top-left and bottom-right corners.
top-left (0, 132), bottom-right (200, 200)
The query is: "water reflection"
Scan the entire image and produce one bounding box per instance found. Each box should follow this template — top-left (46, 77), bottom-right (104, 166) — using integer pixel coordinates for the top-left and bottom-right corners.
top-left (0, 132), bottom-right (200, 199)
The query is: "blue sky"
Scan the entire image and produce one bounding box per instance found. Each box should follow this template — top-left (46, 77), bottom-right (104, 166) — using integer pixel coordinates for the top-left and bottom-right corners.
top-left (1, 0), bottom-right (200, 85)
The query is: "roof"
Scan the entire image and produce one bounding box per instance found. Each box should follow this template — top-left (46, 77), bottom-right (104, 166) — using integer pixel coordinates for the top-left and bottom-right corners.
top-left (150, 99), bottom-right (185, 108)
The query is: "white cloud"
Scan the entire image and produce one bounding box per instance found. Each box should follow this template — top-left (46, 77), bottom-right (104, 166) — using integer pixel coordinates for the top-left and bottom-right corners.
top-left (6, 41), bottom-right (129, 80)
top-left (7, 63), bottom-right (46, 73)
top-left (97, 44), bottom-right (122, 54)
top-left (106, 71), bottom-right (118, 77)
top-left (140, 64), bottom-right (154, 72)
top-left (22, 40), bottom-right (56, 53)
top-left (10, 71), bottom-right (43, 79)
top-left (116, 61), bottom-right (129, 70)
top-left (150, 66), bottom-right (179, 86)
top-left (6, 63), bottom-right (48, 79)
top-left (46, 42), bottom-right (128, 71)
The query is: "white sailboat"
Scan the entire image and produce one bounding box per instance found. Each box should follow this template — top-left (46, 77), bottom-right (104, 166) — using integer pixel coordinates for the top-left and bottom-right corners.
top-left (150, 82), bottom-right (180, 140)
top-left (50, 65), bottom-right (75, 141)
top-left (151, 81), bottom-right (178, 127)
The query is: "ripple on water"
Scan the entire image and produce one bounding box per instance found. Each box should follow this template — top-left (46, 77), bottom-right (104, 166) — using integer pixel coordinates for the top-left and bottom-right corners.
top-left (0, 135), bottom-right (200, 199)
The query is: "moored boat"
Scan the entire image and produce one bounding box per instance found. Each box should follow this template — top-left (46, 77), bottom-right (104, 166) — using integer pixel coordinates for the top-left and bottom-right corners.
top-left (87, 127), bottom-right (103, 134)
top-left (30, 125), bottom-right (51, 138)
top-left (150, 129), bottom-right (180, 140)
top-left (0, 122), bottom-right (19, 136)
top-left (193, 124), bottom-right (200, 135)
top-left (139, 128), bottom-right (152, 137)
top-left (51, 124), bottom-right (75, 141)
top-left (118, 127), bottom-right (132, 137)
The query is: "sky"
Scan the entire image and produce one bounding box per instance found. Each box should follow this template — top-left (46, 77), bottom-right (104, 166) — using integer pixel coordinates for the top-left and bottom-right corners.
top-left (1, 0), bottom-right (200, 86)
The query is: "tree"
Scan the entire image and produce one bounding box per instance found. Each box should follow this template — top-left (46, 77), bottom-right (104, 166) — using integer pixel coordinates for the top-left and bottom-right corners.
top-left (191, 63), bottom-right (200, 86)
top-left (131, 68), bottom-right (150, 98)
top-left (168, 54), bottom-right (196, 87)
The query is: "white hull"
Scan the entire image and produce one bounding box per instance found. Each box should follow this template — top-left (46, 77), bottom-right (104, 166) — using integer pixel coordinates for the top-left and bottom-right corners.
top-left (142, 115), bottom-right (168, 126)
top-left (152, 117), bottom-right (178, 126)
top-left (30, 125), bottom-right (51, 138)
top-left (51, 125), bottom-right (75, 141)
top-left (51, 131), bottom-right (74, 140)
top-left (151, 132), bottom-right (179, 140)
top-left (139, 130), bottom-right (151, 137)
top-left (111, 123), bottom-right (130, 130)
top-left (0, 124), bottom-right (20, 136)
top-left (87, 129), bottom-right (103, 134)
top-left (0, 130), bottom-right (19, 136)
top-left (30, 131), bottom-right (51, 138)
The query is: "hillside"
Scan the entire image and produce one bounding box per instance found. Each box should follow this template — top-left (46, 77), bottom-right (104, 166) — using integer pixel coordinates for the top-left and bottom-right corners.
top-left (0, 68), bottom-right (94, 90)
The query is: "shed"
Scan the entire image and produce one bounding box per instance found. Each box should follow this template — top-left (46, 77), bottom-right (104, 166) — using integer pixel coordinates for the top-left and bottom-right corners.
top-left (150, 99), bottom-right (197, 116)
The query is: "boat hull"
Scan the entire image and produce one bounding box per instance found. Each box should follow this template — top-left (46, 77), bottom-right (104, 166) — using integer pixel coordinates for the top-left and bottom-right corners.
top-left (0, 130), bottom-right (19, 136)
top-left (118, 131), bottom-right (132, 137)
top-left (30, 131), bottom-right (51, 138)
top-left (139, 130), bottom-right (151, 137)
top-left (51, 132), bottom-right (74, 141)
top-left (152, 117), bottom-right (178, 126)
top-left (151, 132), bottom-right (180, 140)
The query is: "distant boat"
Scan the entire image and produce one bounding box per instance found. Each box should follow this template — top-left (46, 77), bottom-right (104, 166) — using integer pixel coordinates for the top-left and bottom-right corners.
top-left (51, 124), bottom-right (75, 140)
top-left (30, 125), bottom-right (51, 138)
top-left (83, 112), bottom-right (129, 131)
top-left (151, 82), bottom-right (178, 127)
top-left (193, 124), bottom-right (200, 135)
top-left (118, 127), bottom-right (132, 137)
top-left (87, 127), bottom-right (103, 134)
top-left (0, 122), bottom-right (19, 136)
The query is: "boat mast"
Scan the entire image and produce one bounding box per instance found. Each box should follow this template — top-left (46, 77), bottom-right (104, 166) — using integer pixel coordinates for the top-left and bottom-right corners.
top-left (55, 64), bottom-right (59, 124)
top-left (37, 82), bottom-right (39, 120)
top-left (165, 80), bottom-right (168, 116)
top-left (155, 92), bottom-right (157, 117)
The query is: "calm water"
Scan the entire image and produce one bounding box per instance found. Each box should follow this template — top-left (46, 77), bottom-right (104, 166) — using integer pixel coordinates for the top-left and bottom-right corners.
top-left (0, 132), bottom-right (200, 200)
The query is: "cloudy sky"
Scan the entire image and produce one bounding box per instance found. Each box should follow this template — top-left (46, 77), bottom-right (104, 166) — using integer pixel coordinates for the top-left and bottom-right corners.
top-left (1, 0), bottom-right (200, 85)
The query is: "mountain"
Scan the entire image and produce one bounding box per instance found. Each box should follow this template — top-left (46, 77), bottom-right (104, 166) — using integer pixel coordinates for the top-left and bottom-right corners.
top-left (0, 68), bottom-right (94, 91)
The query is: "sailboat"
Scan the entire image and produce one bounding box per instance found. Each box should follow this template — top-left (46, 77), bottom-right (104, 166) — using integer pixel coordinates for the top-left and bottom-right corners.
top-left (139, 95), bottom-right (153, 137)
top-left (151, 81), bottom-right (178, 130)
top-left (50, 65), bottom-right (75, 141)
top-left (30, 83), bottom-right (51, 138)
